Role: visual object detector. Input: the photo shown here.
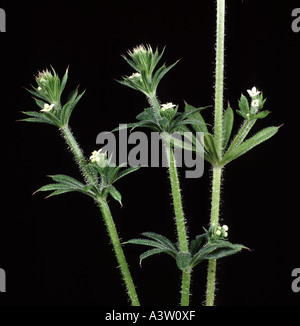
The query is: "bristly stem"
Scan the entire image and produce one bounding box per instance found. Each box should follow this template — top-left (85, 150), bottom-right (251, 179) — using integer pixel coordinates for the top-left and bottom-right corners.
top-left (97, 197), bottom-right (140, 306)
top-left (213, 0), bottom-right (225, 159)
top-left (60, 124), bottom-right (140, 306)
top-left (205, 0), bottom-right (226, 306)
top-left (163, 135), bottom-right (190, 306)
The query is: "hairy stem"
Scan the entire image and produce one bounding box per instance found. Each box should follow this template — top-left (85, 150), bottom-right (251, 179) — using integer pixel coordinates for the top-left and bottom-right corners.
top-left (148, 93), bottom-right (161, 121)
top-left (163, 135), bottom-right (190, 305)
top-left (181, 268), bottom-right (192, 306)
top-left (206, 166), bottom-right (222, 306)
top-left (97, 197), bottom-right (140, 306)
top-left (165, 139), bottom-right (189, 252)
top-left (214, 0), bottom-right (225, 159)
top-left (60, 124), bottom-right (140, 306)
top-left (206, 0), bottom-right (225, 306)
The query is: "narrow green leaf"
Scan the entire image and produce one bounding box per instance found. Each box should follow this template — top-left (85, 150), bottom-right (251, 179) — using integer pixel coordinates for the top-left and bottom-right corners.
top-left (204, 133), bottom-right (219, 162)
top-left (222, 126), bottom-right (279, 165)
top-left (142, 232), bottom-right (177, 252)
top-left (176, 251), bottom-right (192, 270)
top-left (36, 183), bottom-right (77, 193)
top-left (21, 111), bottom-right (57, 126)
top-left (222, 119), bottom-right (256, 163)
top-left (238, 94), bottom-right (250, 113)
top-left (45, 189), bottom-right (75, 198)
top-left (190, 234), bottom-right (207, 256)
top-left (61, 89), bottom-right (85, 125)
top-left (255, 110), bottom-right (270, 119)
top-left (50, 174), bottom-right (85, 187)
top-left (113, 166), bottom-right (141, 183)
top-left (42, 111), bottom-right (61, 127)
top-left (60, 67), bottom-right (69, 94)
top-left (139, 248), bottom-right (175, 266)
top-left (222, 105), bottom-right (234, 151)
top-left (152, 61), bottom-right (179, 92)
top-left (107, 185), bottom-right (122, 206)
top-left (126, 238), bottom-right (169, 250)
top-left (205, 245), bottom-right (244, 260)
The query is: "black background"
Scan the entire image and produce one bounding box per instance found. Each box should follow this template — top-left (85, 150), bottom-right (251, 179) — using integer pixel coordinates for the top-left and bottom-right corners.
top-left (0, 0), bottom-right (299, 307)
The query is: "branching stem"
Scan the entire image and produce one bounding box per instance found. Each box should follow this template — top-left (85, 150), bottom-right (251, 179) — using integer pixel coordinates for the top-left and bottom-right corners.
top-left (60, 124), bottom-right (140, 306)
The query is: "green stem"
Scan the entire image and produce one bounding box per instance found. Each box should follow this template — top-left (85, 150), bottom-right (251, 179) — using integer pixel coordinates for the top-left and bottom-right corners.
top-left (97, 197), bottom-right (140, 306)
top-left (214, 0), bottom-right (225, 158)
top-left (205, 0), bottom-right (225, 306)
top-left (206, 166), bottom-right (222, 306)
top-left (148, 93), bottom-right (161, 121)
top-left (206, 259), bottom-right (217, 306)
top-left (165, 139), bottom-right (189, 253)
top-left (61, 125), bottom-right (95, 185)
top-left (60, 124), bottom-right (140, 306)
top-left (181, 268), bottom-right (192, 306)
top-left (163, 135), bottom-right (190, 306)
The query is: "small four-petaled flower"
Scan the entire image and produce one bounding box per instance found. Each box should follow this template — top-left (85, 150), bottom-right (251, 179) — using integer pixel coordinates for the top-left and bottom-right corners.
top-left (41, 103), bottom-right (54, 112)
top-left (251, 99), bottom-right (260, 108)
top-left (247, 86), bottom-right (260, 97)
top-left (161, 102), bottom-right (176, 111)
top-left (128, 72), bottom-right (141, 79)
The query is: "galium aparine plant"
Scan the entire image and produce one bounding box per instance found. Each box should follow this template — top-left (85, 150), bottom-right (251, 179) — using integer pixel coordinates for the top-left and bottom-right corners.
top-left (21, 0), bottom-right (279, 306)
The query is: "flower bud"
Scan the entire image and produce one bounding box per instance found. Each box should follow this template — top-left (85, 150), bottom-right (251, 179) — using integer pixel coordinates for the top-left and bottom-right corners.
top-left (90, 150), bottom-right (109, 170)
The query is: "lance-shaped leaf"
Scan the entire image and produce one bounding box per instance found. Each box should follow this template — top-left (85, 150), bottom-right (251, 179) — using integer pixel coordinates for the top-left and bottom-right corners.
top-left (176, 251), bottom-right (192, 270)
top-left (222, 119), bottom-right (256, 162)
top-left (20, 111), bottom-right (58, 126)
top-left (139, 248), bottom-right (176, 267)
top-left (107, 185), bottom-right (122, 206)
top-left (190, 240), bottom-right (246, 268)
top-left (238, 94), bottom-right (250, 114)
top-left (222, 105), bottom-right (234, 152)
top-left (141, 232), bottom-right (177, 252)
top-left (125, 232), bottom-right (178, 266)
top-left (184, 102), bottom-right (209, 133)
top-left (204, 133), bottom-right (219, 163)
top-left (222, 126), bottom-right (279, 165)
top-left (61, 88), bottom-right (85, 125)
top-left (35, 174), bottom-right (97, 199)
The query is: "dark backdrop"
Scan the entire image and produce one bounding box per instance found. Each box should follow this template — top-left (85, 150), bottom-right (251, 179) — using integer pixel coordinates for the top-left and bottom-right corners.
top-left (0, 0), bottom-right (299, 307)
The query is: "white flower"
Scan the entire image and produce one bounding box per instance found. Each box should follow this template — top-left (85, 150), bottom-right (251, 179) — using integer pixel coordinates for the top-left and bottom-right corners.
top-left (161, 102), bottom-right (176, 111)
top-left (128, 72), bottom-right (141, 79)
top-left (251, 99), bottom-right (260, 108)
top-left (37, 86), bottom-right (42, 91)
top-left (222, 225), bottom-right (229, 231)
top-left (89, 150), bottom-right (108, 168)
top-left (247, 87), bottom-right (260, 97)
top-left (41, 103), bottom-right (54, 112)
top-left (89, 150), bottom-right (99, 163)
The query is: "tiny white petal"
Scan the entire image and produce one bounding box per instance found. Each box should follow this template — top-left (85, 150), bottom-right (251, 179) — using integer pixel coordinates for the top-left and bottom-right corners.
top-left (247, 86), bottom-right (260, 97)
top-left (128, 72), bottom-right (141, 79)
top-left (161, 102), bottom-right (176, 111)
top-left (41, 103), bottom-right (54, 112)
top-left (222, 225), bottom-right (229, 231)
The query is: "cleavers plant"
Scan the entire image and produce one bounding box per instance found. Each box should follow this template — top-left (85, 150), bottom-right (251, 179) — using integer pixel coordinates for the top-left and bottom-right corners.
top-left (22, 0), bottom-right (279, 306)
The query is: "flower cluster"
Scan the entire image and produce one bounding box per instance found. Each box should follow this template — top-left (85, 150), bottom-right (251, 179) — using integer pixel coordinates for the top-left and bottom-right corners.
top-left (236, 86), bottom-right (268, 121)
top-left (214, 224), bottom-right (229, 238)
top-left (89, 150), bottom-right (109, 169)
top-left (119, 44), bottom-right (178, 98)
